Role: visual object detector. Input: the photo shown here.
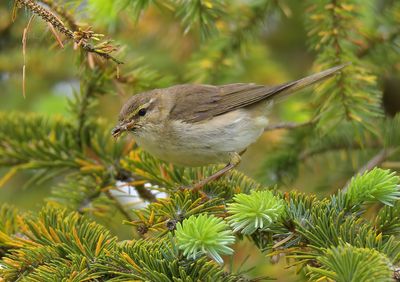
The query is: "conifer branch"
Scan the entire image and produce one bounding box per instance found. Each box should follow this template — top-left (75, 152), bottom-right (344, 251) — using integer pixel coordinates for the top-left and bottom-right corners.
top-left (343, 148), bottom-right (397, 192)
top-left (329, 0), bottom-right (350, 120)
top-left (38, 0), bottom-right (79, 30)
top-left (357, 27), bottom-right (400, 58)
top-left (306, 0), bottom-right (383, 131)
top-left (188, 0), bottom-right (271, 82)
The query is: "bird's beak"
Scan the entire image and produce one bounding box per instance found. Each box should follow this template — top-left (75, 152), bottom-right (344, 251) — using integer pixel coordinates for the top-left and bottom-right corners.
top-left (111, 120), bottom-right (135, 139)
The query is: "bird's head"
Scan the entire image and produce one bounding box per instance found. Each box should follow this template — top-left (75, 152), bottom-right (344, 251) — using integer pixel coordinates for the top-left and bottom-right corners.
top-left (111, 90), bottom-right (161, 139)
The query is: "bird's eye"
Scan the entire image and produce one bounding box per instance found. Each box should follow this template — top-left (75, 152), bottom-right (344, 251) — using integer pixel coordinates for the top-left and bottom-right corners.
top-left (138, 108), bottom-right (147, 117)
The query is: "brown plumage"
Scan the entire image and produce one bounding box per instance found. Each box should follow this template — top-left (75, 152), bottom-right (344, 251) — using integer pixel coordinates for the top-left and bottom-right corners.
top-left (119, 64), bottom-right (345, 123)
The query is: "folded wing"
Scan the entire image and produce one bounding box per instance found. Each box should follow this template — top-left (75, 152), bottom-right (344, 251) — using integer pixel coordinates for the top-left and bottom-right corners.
top-left (169, 64), bottom-right (347, 123)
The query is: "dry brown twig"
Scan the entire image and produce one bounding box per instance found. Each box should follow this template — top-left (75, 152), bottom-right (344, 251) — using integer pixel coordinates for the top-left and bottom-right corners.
top-left (39, 0), bottom-right (79, 30)
top-left (22, 15), bottom-right (35, 99)
top-left (47, 21), bottom-right (64, 48)
top-left (14, 0), bottom-right (123, 64)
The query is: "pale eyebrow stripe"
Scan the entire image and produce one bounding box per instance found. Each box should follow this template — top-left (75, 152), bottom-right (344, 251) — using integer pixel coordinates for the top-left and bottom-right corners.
top-left (127, 100), bottom-right (153, 120)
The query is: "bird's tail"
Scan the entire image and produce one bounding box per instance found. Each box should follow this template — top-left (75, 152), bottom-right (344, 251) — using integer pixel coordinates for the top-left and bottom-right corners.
top-left (271, 63), bottom-right (350, 99)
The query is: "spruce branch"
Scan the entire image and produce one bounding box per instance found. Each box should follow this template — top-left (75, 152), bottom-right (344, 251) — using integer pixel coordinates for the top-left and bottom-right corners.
top-left (175, 214), bottom-right (235, 264)
top-left (186, 0), bottom-right (272, 82)
top-left (307, 244), bottom-right (393, 282)
top-left (101, 238), bottom-right (240, 281)
top-left (357, 26), bottom-right (400, 58)
top-left (16, 0), bottom-right (74, 37)
top-left (38, 0), bottom-right (79, 30)
top-left (176, 0), bottom-right (225, 39)
top-left (343, 167), bottom-right (400, 206)
top-left (357, 2), bottom-right (400, 60)
top-left (375, 201), bottom-right (400, 236)
top-left (128, 190), bottom-right (225, 236)
top-left (14, 0), bottom-right (122, 64)
top-left (121, 150), bottom-right (264, 197)
top-left (306, 0), bottom-right (383, 131)
top-left (329, 0), bottom-right (351, 120)
top-left (227, 191), bottom-right (285, 235)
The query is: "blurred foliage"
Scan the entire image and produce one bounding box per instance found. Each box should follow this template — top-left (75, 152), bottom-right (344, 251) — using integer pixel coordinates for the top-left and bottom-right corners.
top-left (0, 0), bottom-right (400, 281)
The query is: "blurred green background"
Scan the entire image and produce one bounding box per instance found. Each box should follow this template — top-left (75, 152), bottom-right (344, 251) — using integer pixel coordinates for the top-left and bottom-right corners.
top-left (0, 1), bottom-right (315, 209)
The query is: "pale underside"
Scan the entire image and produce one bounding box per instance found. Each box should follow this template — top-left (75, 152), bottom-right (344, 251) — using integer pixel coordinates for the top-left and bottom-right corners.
top-left (133, 102), bottom-right (271, 167)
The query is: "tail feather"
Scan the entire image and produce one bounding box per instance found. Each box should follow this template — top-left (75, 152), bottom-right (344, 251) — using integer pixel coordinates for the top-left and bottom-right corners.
top-left (273, 63), bottom-right (350, 98)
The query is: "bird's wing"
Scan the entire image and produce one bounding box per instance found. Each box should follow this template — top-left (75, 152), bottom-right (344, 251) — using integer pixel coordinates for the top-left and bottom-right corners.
top-left (169, 64), bottom-right (347, 123)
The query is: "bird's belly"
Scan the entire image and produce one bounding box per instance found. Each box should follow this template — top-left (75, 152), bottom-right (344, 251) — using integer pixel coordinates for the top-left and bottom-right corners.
top-left (134, 109), bottom-right (268, 166)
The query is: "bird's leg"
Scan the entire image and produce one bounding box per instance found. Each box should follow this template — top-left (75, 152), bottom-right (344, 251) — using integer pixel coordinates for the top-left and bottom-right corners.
top-left (192, 152), bottom-right (241, 192)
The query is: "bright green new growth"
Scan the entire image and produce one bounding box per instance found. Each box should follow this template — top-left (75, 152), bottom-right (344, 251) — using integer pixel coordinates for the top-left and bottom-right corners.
top-left (175, 214), bottom-right (235, 264)
top-left (226, 190), bottom-right (285, 235)
top-left (346, 168), bottom-right (400, 206)
top-left (307, 244), bottom-right (393, 282)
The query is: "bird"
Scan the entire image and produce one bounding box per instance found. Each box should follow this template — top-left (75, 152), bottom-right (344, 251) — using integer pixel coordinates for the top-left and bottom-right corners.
top-left (112, 64), bottom-right (347, 190)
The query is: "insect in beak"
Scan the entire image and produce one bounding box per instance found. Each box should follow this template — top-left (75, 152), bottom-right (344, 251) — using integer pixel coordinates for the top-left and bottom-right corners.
top-left (111, 126), bottom-right (122, 139)
top-left (111, 120), bottom-right (136, 139)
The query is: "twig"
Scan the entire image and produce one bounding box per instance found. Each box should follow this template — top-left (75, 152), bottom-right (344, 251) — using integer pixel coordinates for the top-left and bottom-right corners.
top-left (39, 0), bottom-right (79, 30)
top-left (115, 167), bottom-right (157, 202)
top-left (272, 232), bottom-right (295, 249)
top-left (104, 190), bottom-right (134, 222)
top-left (381, 161), bottom-right (400, 169)
top-left (299, 142), bottom-right (381, 162)
top-left (135, 185), bottom-right (157, 202)
top-left (343, 148), bottom-right (397, 192)
top-left (15, 0), bottom-right (122, 64)
top-left (22, 15), bottom-right (35, 98)
top-left (77, 190), bottom-right (101, 214)
top-left (47, 21), bottom-right (64, 48)
top-left (17, 0), bottom-right (73, 36)
top-left (264, 121), bottom-right (314, 132)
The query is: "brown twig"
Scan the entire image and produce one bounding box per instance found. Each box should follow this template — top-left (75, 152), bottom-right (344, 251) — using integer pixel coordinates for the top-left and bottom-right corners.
top-left (264, 121), bottom-right (314, 132)
top-left (104, 190), bottom-right (134, 222)
top-left (381, 161), bottom-right (400, 170)
top-left (343, 148), bottom-right (397, 192)
top-left (15, 0), bottom-right (123, 64)
top-left (47, 21), bottom-right (64, 48)
top-left (114, 168), bottom-right (157, 202)
top-left (299, 142), bottom-right (382, 162)
top-left (22, 15), bottom-right (35, 98)
top-left (135, 185), bottom-right (157, 202)
top-left (39, 0), bottom-right (79, 30)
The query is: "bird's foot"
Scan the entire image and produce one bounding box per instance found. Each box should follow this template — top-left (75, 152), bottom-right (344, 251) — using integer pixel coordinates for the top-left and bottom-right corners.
top-left (177, 183), bottom-right (210, 200)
